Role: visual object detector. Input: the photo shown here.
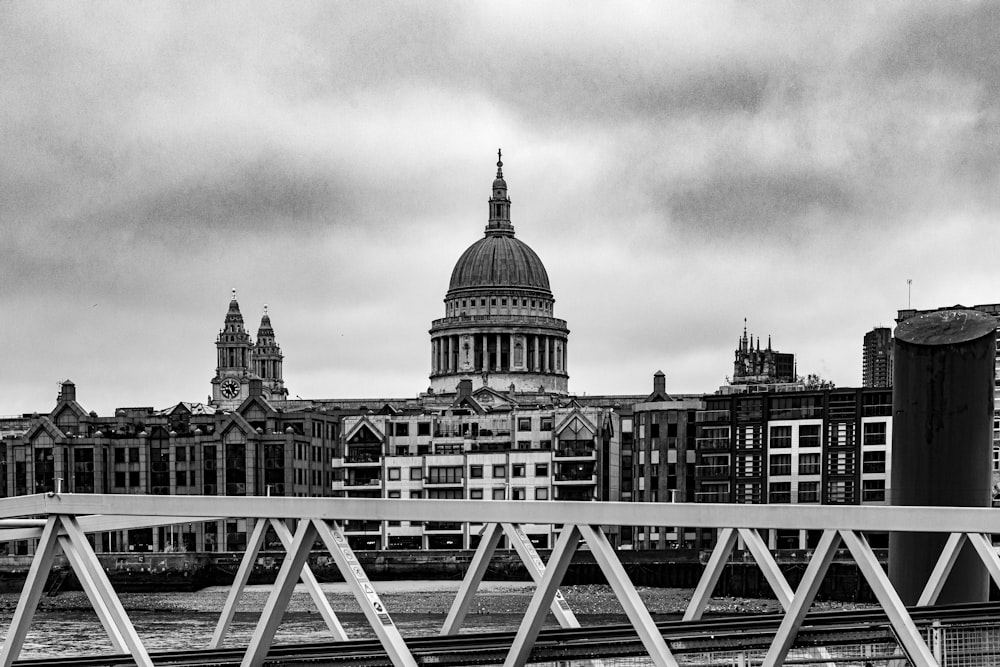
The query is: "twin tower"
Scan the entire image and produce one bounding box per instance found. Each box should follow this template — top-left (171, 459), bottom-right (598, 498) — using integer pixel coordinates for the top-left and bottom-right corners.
top-left (212, 151), bottom-right (570, 406)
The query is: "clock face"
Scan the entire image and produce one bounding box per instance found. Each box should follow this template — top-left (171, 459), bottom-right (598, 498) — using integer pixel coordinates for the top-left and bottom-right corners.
top-left (220, 378), bottom-right (241, 399)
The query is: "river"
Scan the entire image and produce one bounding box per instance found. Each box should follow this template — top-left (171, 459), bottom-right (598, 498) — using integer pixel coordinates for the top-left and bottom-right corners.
top-left (0, 580), bottom-right (635, 660)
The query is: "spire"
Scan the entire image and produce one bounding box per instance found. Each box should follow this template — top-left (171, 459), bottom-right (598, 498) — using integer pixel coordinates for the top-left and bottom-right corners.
top-left (486, 148), bottom-right (513, 236)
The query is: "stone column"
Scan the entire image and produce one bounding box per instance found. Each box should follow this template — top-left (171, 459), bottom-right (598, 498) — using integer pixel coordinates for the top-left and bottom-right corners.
top-left (533, 335), bottom-right (540, 372)
top-left (447, 337), bottom-right (453, 372)
top-left (496, 334), bottom-right (502, 371)
top-left (482, 334), bottom-right (488, 371)
top-left (544, 337), bottom-right (551, 373)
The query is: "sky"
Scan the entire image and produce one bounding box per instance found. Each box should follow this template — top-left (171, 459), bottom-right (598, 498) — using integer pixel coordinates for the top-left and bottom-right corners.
top-left (3, 1), bottom-right (1000, 416)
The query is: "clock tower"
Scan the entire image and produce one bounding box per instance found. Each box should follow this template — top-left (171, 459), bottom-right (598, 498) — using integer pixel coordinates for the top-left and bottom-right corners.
top-left (212, 290), bottom-right (253, 408)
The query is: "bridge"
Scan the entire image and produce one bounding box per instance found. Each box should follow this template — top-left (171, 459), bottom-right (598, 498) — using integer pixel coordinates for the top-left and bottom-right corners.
top-left (3, 494), bottom-right (1000, 666)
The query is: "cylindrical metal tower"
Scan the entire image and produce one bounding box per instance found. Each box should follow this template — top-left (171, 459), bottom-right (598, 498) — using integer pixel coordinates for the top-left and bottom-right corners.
top-left (889, 309), bottom-right (996, 605)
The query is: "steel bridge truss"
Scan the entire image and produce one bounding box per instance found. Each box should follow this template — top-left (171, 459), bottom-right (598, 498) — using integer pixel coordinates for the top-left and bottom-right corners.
top-left (2, 495), bottom-right (1000, 667)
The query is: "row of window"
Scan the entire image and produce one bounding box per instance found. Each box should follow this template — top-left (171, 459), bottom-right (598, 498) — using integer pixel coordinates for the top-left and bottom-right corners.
top-left (385, 463), bottom-right (550, 481)
top-left (767, 479), bottom-right (885, 503)
top-left (386, 487), bottom-right (550, 500)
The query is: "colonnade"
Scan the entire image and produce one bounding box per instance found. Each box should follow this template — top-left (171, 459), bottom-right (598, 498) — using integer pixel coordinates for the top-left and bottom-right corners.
top-left (431, 333), bottom-right (567, 375)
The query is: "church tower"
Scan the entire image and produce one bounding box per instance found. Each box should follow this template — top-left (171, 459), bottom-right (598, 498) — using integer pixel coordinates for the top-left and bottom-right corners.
top-left (212, 290), bottom-right (253, 408)
top-left (252, 305), bottom-right (288, 400)
top-left (429, 151), bottom-right (569, 394)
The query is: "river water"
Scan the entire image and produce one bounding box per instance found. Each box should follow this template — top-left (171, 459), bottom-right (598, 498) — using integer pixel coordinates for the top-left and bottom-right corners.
top-left (0, 580), bottom-right (629, 660)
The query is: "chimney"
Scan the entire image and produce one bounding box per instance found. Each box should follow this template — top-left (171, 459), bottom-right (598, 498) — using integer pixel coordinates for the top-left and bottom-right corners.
top-left (653, 371), bottom-right (666, 395)
top-left (59, 380), bottom-right (76, 402)
top-left (457, 379), bottom-right (473, 399)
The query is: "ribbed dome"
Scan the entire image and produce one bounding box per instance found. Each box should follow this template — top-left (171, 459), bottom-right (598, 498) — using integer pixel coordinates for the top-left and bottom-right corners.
top-left (449, 234), bottom-right (551, 293)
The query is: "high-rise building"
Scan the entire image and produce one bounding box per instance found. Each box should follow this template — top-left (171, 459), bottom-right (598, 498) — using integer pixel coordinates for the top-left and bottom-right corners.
top-left (862, 327), bottom-right (893, 388)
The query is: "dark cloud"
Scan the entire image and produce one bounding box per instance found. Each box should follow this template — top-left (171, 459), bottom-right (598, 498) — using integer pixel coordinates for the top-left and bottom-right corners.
top-left (665, 166), bottom-right (857, 241)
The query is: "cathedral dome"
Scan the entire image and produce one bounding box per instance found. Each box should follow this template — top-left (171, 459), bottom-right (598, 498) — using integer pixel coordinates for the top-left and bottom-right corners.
top-left (448, 234), bottom-right (550, 294)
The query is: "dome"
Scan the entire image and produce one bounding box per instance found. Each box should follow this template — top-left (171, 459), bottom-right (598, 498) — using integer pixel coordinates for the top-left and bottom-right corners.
top-left (448, 234), bottom-right (550, 293)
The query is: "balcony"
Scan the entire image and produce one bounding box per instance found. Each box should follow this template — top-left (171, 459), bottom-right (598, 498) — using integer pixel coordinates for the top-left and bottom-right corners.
top-left (554, 446), bottom-right (595, 459)
top-left (344, 478), bottom-right (382, 490)
top-left (696, 410), bottom-right (731, 423)
top-left (424, 521), bottom-right (463, 532)
top-left (343, 520), bottom-right (381, 533)
top-left (424, 476), bottom-right (464, 487)
top-left (695, 464), bottom-right (731, 478)
top-left (695, 490), bottom-right (732, 503)
top-left (695, 437), bottom-right (731, 451)
top-left (431, 314), bottom-right (568, 329)
top-left (343, 453), bottom-right (381, 466)
top-left (553, 474), bottom-right (596, 485)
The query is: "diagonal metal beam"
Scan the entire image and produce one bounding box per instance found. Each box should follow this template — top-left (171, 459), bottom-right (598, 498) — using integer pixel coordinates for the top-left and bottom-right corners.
top-left (737, 527), bottom-right (794, 609)
top-left (241, 519), bottom-right (317, 667)
top-left (684, 527), bottom-right (737, 621)
top-left (963, 533), bottom-right (1000, 590)
top-left (502, 523), bottom-right (581, 628)
top-left (917, 532), bottom-right (966, 607)
top-left (580, 524), bottom-right (678, 667)
top-left (57, 514), bottom-right (154, 666)
top-left (762, 528), bottom-right (841, 667)
top-left (442, 522), bottom-right (504, 635)
top-left (268, 518), bottom-right (347, 641)
top-left (839, 529), bottom-right (938, 667)
top-left (0, 516), bottom-right (61, 667)
top-left (503, 524), bottom-right (582, 667)
top-left (211, 517), bottom-right (269, 648)
top-left (312, 519), bottom-right (417, 667)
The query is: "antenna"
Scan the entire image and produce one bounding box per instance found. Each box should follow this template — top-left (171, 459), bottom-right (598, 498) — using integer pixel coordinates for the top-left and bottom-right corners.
top-left (907, 278), bottom-right (913, 309)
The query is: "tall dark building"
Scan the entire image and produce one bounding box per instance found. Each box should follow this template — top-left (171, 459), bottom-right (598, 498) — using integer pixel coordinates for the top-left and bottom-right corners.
top-left (862, 327), bottom-right (893, 388)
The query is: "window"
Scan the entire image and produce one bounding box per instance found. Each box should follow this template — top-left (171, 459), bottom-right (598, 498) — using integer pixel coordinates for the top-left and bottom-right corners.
top-left (114, 471), bottom-right (125, 487)
top-left (650, 423), bottom-right (660, 438)
top-left (176, 447), bottom-right (186, 462)
top-left (388, 467), bottom-right (401, 481)
top-left (114, 448), bottom-right (125, 464)
top-left (470, 489), bottom-right (483, 499)
top-left (512, 487), bottom-right (526, 500)
top-left (828, 450), bottom-right (855, 475)
top-left (129, 448), bottom-right (140, 464)
top-left (535, 487), bottom-right (549, 500)
top-left (829, 422), bottom-right (855, 447)
top-left (863, 450), bottom-right (886, 474)
top-left (410, 491), bottom-right (423, 499)
top-left (768, 482), bottom-right (791, 503)
top-left (492, 464), bottom-right (506, 478)
top-left (176, 470), bottom-right (187, 487)
top-left (769, 454), bottom-right (792, 476)
top-left (516, 441), bottom-right (531, 450)
top-left (535, 463), bottom-right (549, 477)
top-left (769, 426), bottom-right (792, 448)
top-left (512, 464), bottom-right (525, 477)
top-left (799, 424), bottom-right (821, 448)
top-left (417, 422), bottom-right (430, 436)
top-left (863, 422), bottom-right (887, 446)
top-left (492, 488), bottom-right (506, 500)
top-left (501, 298), bottom-right (507, 306)
top-left (862, 479), bottom-right (885, 502)
top-left (470, 465), bottom-right (483, 478)
top-left (827, 479), bottom-right (855, 504)
top-left (410, 467), bottom-right (423, 481)
top-left (798, 453), bottom-right (822, 475)
top-left (798, 481), bottom-right (820, 503)
top-left (427, 466), bottom-right (462, 484)
top-left (517, 417), bottom-right (531, 431)
top-left (388, 490), bottom-right (401, 498)
top-left (394, 423), bottom-right (409, 437)
top-left (129, 471), bottom-right (140, 487)
top-left (540, 416), bottom-right (553, 431)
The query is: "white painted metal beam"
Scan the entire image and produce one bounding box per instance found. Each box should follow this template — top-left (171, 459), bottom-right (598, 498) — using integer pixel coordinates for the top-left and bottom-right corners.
top-left (684, 527), bottom-right (737, 621)
top-left (211, 516), bottom-right (270, 648)
top-left (839, 529), bottom-right (938, 667)
top-left (0, 516), bottom-right (60, 667)
top-left (13, 494), bottom-right (1000, 534)
top-left (502, 523), bottom-right (581, 628)
top-left (312, 519), bottom-right (417, 667)
top-left (504, 524), bottom-right (582, 667)
top-left (441, 522), bottom-right (504, 635)
top-left (917, 532), bottom-right (966, 607)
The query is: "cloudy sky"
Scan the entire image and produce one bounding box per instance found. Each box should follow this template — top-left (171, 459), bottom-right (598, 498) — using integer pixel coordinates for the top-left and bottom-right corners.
top-left (3, 2), bottom-right (999, 415)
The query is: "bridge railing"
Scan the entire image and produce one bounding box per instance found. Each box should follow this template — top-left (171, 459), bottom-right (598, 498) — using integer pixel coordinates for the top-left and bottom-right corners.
top-left (3, 494), bottom-right (1000, 667)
